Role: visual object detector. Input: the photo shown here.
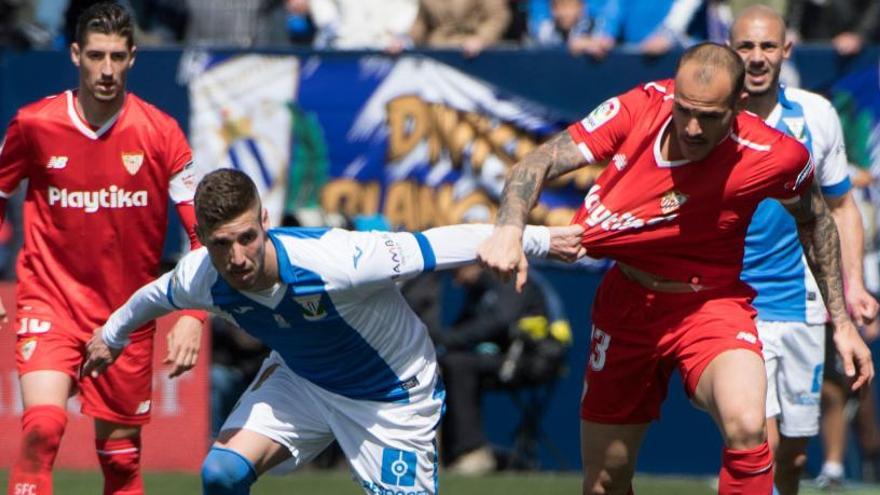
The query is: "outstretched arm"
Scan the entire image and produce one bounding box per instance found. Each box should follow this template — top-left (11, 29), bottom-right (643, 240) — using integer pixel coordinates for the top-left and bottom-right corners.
top-left (783, 182), bottom-right (874, 390)
top-left (478, 130), bottom-right (587, 290)
top-left (82, 272), bottom-right (178, 378)
top-left (334, 223), bottom-right (584, 292)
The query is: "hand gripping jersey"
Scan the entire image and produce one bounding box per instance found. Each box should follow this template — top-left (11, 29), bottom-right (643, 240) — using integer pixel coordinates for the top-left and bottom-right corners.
top-left (0, 90), bottom-right (199, 333)
top-left (568, 80), bottom-right (813, 288)
top-left (741, 86), bottom-right (852, 323)
top-left (101, 225), bottom-right (551, 402)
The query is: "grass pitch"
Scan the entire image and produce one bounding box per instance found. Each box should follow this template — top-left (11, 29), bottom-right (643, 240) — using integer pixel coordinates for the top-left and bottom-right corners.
top-left (3, 470), bottom-right (880, 494)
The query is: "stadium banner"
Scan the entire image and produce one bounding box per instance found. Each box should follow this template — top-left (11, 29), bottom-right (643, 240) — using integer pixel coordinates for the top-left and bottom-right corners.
top-left (0, 284), bottom-right (210, 472)
top-left (188, 53), bottom-right (605, 230)
top-left (188, 53), bottom-right (300, 226)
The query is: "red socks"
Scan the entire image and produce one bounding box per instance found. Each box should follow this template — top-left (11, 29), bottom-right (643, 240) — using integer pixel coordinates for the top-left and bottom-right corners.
top-left (719, 441), bottom-right (773, 495)
top-left (7, 405), bottom-right (68, 495)
top-left (95, 437), bottom-right (143, 495)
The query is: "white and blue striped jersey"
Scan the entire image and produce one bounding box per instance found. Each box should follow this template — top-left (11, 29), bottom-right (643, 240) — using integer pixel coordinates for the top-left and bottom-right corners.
top-left (741, 86), bottom-right (852, 324)
top-left (101, 224), bottom-right (551, 402)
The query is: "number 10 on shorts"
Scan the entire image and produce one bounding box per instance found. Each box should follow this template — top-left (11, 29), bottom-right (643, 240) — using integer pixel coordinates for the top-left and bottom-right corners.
top-left (590, 327), bottom-right (611, 372)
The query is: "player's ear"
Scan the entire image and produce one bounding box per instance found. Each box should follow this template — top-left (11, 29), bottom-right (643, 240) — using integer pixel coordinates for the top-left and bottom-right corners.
top-left (128, 45), bottom-right (137, 68)
top-left (261, 208), bottom-right (270, 230)
top-left (70, 42), bottom-right (81, 67)
top-left (782, 39), bottom-right (793, 60)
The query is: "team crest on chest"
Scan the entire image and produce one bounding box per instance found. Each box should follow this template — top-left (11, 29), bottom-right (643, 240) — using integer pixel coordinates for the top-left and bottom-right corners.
top-left (121, 152), bottom-right (144, 175)
top-left (782, 117), bottom-right (807, 143)
top-left (293, 294), bottom-right (327, 321)
top-left (660, 190), bottom-right (688, 214)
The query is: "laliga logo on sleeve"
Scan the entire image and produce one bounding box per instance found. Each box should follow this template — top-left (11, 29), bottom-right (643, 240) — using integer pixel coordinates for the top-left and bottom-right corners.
top-left (121, 152), bottom-right (144, 175)
top-left (581, 97), bottom-right (620, 132)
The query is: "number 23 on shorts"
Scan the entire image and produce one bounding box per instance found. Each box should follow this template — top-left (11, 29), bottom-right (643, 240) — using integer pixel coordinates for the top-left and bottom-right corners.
top-left (590, 327), bottom-right (611, 371)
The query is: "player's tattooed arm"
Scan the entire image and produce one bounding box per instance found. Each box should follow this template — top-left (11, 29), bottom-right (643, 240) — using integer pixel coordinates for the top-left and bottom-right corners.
top-left (783, 181), bottom-right (849, 325)
top-left (496, 131), bottom-right (586, 228)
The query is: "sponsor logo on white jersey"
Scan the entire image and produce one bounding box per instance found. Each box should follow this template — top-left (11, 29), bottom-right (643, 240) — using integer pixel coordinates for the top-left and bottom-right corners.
top-left (293, 294), bottom-right (327, 321)
top-left (46, 155), bottom-right (69, 169)
top-left (47, 185), bottom-right (148, 213)
top-left (660, 190), bottom-right (688, 215)
top-left (581, 97), bottom-right (620, 132)
top-left (135, 400), bottom-right (151, 414)
top-left (121, 152), bottom-right (144, 175)
top-left (580, 184), bottom-right (678, 232)
top-left (736, 331), bottom-right (757, 344)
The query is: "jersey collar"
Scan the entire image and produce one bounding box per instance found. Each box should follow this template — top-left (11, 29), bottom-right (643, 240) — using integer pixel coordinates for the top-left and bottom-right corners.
top-left (765, 84), bottom-right (790, 128)
top-left (65, 90), bottom-right (125, 140)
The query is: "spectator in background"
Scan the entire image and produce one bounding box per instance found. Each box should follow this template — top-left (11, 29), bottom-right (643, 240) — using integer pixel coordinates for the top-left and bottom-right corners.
top-left (183, 0), bottom-right (261, 47)
top-left (816, 325), bottom-right (880, 488)
top-left (586, 0), bottom-right (676, 57)
top-left (788, 0), bottom-right (880, 56)
top-left (256, 0), bottom-right (316, 47)
top-left (639, 0), bottom-right (704, 55)
top-left (404, 264), bottom-right (569, 475)
top-left (530, 0), bottom-right (596, 55)
top-left (403, 206), bottom-right (570, 475)
top-left (409, 0), bottom-right (511, 58)
top-left (310, 0), bottom-right (417, 53)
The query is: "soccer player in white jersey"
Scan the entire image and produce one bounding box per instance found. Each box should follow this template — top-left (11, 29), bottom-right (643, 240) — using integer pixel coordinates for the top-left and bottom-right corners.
top-left (81, 169), bottom-right (585, 495)
top-left (731, 6), bottom-right (879, 494)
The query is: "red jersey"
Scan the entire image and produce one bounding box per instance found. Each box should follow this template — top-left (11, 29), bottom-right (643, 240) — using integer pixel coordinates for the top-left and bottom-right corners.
top-left (0, 90), bottom-right (199, 332)
top-left (569, 80), bottom-right (813, 287)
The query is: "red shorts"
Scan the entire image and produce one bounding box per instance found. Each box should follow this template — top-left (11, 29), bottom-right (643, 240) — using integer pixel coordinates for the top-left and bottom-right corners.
top-left (15, 306), bottom-right (155, 425)
top-left (580, 265), bottom-right (762, 424)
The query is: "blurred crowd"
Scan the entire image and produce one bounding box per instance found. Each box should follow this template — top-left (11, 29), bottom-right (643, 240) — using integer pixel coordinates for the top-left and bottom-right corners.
top-left (0, 0), bottom-right (877, 57)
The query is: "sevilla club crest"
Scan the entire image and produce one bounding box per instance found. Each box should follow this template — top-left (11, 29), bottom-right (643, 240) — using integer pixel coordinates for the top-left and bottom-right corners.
top-left (121, 152), bottom-right (144, 175)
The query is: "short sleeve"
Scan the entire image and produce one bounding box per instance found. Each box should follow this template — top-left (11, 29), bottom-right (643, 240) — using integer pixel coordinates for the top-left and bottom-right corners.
top-left (567, 85), bottom-right (645, 163)
top-left (0, 113), bottom-right (32, 197)
top-left (814, 104), bottom-right (851, 198)
top-left (769, 140), bottom-right (814, 201)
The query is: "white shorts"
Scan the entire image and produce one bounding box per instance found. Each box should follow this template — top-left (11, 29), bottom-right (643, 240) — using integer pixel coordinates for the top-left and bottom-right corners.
top-left (759, 320), bottom-right (825, 437)
top-left (222, 351), bottom-right (444, 494)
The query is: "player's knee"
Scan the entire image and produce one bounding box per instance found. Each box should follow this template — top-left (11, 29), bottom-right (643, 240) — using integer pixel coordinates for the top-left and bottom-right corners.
top-left (582, 444), bottom-right (635, 495)
top-left (721, 409), bottom-right (766, 448)
top-left (201, 447), bottom-right (257, 495)
top-left (21, 405), bottom-right (67, 455)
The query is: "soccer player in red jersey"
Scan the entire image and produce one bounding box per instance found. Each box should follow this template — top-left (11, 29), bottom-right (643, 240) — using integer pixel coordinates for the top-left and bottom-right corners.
top-left (0, 3), bottom-right (204, 495)
top-left (478, 43), bottom-right (874, 494)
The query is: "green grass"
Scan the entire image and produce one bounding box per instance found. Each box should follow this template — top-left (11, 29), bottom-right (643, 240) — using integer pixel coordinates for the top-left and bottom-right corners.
top-left (2, 470), bottom-right (880, 494)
